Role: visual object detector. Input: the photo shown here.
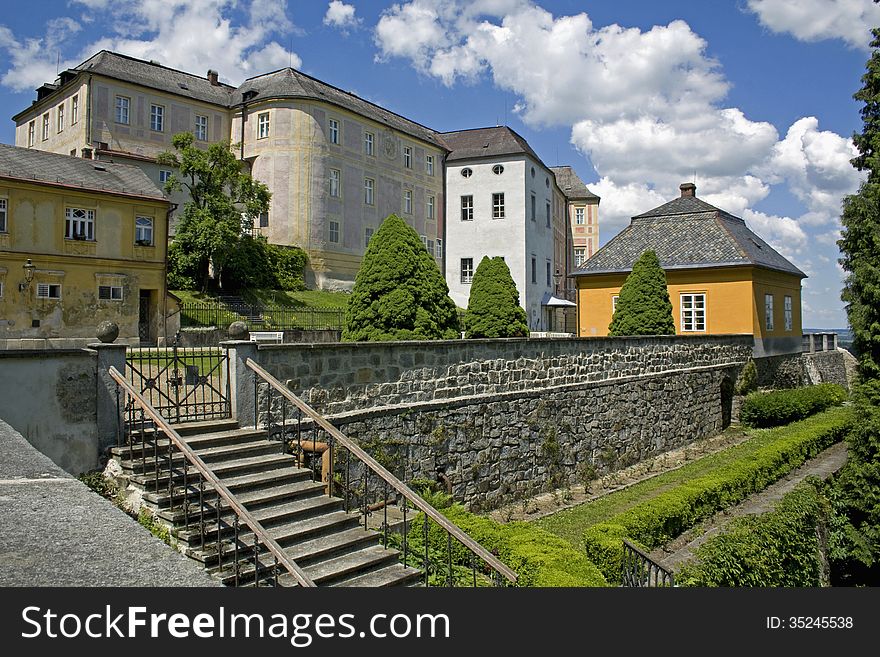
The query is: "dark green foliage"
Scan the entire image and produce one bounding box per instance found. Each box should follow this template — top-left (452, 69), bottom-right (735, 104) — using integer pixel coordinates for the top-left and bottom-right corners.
top-left (583, 408), bottom-right (852, 583)
top-left (740, 384), bottom-right (848, 428)
top-left (343, 214), bottom-right (459, 341)
top-left (677, 481), bottom-right (828, 587)
top-left (608, 250), bottom-right (675, 336)
top-left (735, 359), bottom-right (758, 395)
top-left (222, 237), bottom-right (308, 291)
top-left (464, 256), bottom-right (529, 338)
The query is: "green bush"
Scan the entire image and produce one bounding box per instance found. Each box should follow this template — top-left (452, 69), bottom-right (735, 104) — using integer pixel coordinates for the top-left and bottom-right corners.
top-left (677, 481), bottom-right (829, 587)
top-left (583, 408), bottom-right (853, 583)
top-left (740, 383), bottom-right (847, 428)
top-left (464, 256), bottom-right (529, 338)
top-left (735, 359), bottom-right (758, 395)
top-left (608, 249), bottom-right (675, 336)
top-left (404, 503), bottom-right (607, 587)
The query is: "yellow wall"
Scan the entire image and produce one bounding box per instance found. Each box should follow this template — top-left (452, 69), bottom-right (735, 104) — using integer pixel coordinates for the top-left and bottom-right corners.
top-left (576, 266), bottom-right (802, 339)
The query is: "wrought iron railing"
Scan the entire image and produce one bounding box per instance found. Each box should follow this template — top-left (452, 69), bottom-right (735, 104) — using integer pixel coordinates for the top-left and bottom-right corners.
top-left (109, 366), bottom-right (316, 588)
top-left (621, 539), bottom-right (675, 587)
top-left (246, 358), bottom-right (518, 587)
top-left (180, 302), bottom-right (345, 331)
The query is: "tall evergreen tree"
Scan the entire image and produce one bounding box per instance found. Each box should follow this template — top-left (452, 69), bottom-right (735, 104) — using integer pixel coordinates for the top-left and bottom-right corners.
top-left (607, 250), bottom-right (675, 336)
top-left (343, 214), bottom-right (459, 341)
top-left (464, 256), bottom-right (529, 338)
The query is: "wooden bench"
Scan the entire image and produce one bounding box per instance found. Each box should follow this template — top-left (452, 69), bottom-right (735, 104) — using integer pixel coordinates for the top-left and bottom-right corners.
top-left (250, 331), bottom-right (284, 344)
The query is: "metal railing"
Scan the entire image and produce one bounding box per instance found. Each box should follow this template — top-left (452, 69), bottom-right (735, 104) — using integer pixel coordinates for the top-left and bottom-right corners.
top-left (180, 302), bottom-right (345, 331)
top-left (246, 358), bottom-right (518, 587)
top-left (621, 540), bottom-right (675, 587)
top-left (109, 366), bottom-right (316, 588)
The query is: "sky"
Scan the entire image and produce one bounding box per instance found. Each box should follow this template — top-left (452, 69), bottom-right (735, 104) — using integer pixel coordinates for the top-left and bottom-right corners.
top-left (0, 0), bottom-right (876, 328)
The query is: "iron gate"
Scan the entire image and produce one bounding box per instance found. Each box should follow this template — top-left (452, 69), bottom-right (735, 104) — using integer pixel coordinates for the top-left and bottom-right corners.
top-left (621, 540), bottom-right (675, 587)
top-left (125, 340), bottom-right (231, 424)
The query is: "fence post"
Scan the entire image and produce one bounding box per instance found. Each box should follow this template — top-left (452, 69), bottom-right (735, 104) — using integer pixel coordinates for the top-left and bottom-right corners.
top-left (221, 339), bottom-right (259, 428)
top-left (88, 340), bottom-right (128, 457)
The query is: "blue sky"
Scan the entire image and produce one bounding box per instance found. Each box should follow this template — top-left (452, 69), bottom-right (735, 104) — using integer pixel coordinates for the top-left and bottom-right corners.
top-left (1, 0), bottom-right (876, 328)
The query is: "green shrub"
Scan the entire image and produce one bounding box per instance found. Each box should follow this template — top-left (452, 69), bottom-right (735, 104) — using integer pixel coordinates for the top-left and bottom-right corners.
top-left (583, 408), bottom-right (852, 583)
top-left (403, 503), bottom-right (607, 587)
top-left (677, 481), bottom-right (829, 587)
top-left (464, 256), bottom-right (529, 338)
top-left (608, 249), bottom-right (675, 336)
top-left (735, 359), bottom-right (758, 395)
top-left (740, 383), bottom-right (847, 428)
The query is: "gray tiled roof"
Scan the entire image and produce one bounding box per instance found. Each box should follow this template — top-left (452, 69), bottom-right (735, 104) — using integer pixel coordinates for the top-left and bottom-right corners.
top-left (550, 165), bottom-right (599, 201)
top-left (232, 68), bottom-right (445, 148)
top-left (0, 143), bottom-right (167, 200)
top-left (441, 126), bottom-right (545, 164)
top-left (573, 195), bottom-right (805, 278)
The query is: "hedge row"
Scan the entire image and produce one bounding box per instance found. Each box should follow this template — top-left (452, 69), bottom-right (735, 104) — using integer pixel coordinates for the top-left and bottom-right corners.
top-left (582, 407), bottom-right (852, 583)
top-left (404, 503), bottom-right (608, 587)
top-left (740, 383), bottom-right (847, 428)
top-left (676, 481), bottom-right (828, 587)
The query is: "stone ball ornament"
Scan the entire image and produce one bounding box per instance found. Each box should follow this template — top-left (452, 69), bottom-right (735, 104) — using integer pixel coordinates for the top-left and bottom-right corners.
top-left (228, 321), bottom-right (249, 340)
top-left (96, 321), bottom-right (119, 343)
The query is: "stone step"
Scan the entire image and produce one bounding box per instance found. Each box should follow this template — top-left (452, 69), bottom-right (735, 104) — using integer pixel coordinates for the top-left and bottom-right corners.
top-left (174, 418), bottom-right (241, 437)
top-left (131, 452), bottom-right (298, 491)
top-left (295, 545), bottom-right (403, 586)
top-left (331, 563), bottom-right (424, 587)
top-left (112, 427), bottom-right (268, 459)
top-left (119, 440), bottom-right (283, 475)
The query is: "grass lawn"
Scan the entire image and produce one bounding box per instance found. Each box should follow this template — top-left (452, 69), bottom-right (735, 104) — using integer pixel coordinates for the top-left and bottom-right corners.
top-left (535, 407), bottom-right (851, 548)
top-left (171, 288), bottom-right (350, 310)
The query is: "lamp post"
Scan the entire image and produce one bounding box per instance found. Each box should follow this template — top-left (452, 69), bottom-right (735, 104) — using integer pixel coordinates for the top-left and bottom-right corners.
top-left (553, 267), bottom-right (563, 297)
top-left (19, 258), bottom-right (35, 292)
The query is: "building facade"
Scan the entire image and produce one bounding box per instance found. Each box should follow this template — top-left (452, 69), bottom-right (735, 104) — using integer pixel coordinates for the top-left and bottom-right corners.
top-left (0, 144), bottom-right (171, 348)
top-left (572, 183), bottom-right (805, 357)
top-left (550, 166), bottom-right (600, 272)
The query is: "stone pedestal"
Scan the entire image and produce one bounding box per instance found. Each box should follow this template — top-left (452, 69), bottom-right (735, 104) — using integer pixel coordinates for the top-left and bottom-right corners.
top-left (221, 340), bottom-right (259, 428)
top-left (87, 342), bottom-right (127, 456)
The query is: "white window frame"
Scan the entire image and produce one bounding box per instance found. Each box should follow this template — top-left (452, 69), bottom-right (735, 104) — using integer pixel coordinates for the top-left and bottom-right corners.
top-left (493, 193), bottom-right (505, 220)
top-left (421, 235), bottom-right (429, 251)
top-left (329, 118), bottom-right (339, 145)
top-left (159, 169), bottom-right (172, 184)
top-left (37, 283), bottom-right (61, 299)
top-left (42, 113), bottom-right (49, 141)
top-left (194, 114), bottom-right (208, 141)
top-left (364, 227), bottom-right (374, 248)
top-left (364, 131), bottom-right (374, 156)
top-left (575, 208), bottom-right (585, 225)
top-left (257, 112), bottom-right (270, 139)
top-left (28, 121), bottom-right (35, 147)
top-left (135, 216), bottom-right (154, 245)
top-left (612, 295), bottom-right (619, 314)
top-left (765, 293), bottom-right (774, 331)
top-left (404, 189), bottom-right (412, 214)
top-left (65, 207), bottom-right (95, 241)
top-left (258, 211), bottom-right (269, 228)
top-left (461, 195), bottom-right (473, 221)
top-left (0, 198), bottom-right (7, 233)
top-left (364, 178), bottom-right (374, 205)
top-left (426, 155), bottom-right (434, 176)
top-left (427, 238), bottom-right (434, 255)
top-left (784, 295), bottom-right (793, 332)
top-left (427, 195), bottom-right (435, 220)
top-left (115, 95), bottom-right (130, 125)
top-left (71, 95), bottom-right (78, 125)
top-left (329, 169), bottom-right (340, 198)
top-left (403, 145), bottom-right (412, 169)
top-left (150, 104), bottom-right (164, 132)
top-left (329, 220), bottom-right (340, 243)
top-left (574, 247), bottom-right (586, 267)
top-left (56, 103), bottom-right (64, 133)
top-left (461, 258), bottom-right (474, 284)
top-left (435, 238), bottom-right (443, 259)
top-left (681, 293), bottom-right (707, 332)
top-left (98, 285), bottom-right (123, 301)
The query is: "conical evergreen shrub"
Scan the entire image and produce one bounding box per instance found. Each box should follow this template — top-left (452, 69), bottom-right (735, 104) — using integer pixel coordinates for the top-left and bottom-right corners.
top-left (464, 256), bottom-right (529, 338)
top-left (608, 249), bottom-right (675, 336)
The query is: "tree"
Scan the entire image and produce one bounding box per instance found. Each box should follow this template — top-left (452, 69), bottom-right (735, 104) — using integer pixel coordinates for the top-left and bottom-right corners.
top-left (343, 214), bottom-right (459, 341)
top-left (464, 256), bottom-right (529, 338)
top-left (607, 249), bottom-right (675, 336)
top-left (159, 132), bottom-right (271, 291)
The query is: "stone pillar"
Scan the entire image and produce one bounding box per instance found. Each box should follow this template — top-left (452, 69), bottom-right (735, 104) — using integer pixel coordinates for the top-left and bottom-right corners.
top-left (222, 339), bottom-right (259, 429)
top-left (89, 342), bottom-right (127, 456)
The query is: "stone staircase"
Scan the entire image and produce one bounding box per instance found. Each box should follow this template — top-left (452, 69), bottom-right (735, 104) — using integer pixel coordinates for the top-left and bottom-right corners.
top-left (111, 418), bottom-right (422, 587)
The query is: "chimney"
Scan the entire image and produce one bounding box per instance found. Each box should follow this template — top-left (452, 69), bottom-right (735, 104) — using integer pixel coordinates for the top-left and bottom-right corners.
top-left (680, 182), bottom-right (696, 198)
top-left (207, 69), bottom-right (219, 86)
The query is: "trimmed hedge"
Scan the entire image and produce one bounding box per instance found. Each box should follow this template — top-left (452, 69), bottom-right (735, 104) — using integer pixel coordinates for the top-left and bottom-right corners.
top-left (583, 408), bottom-right (852, 583)
top-left (405, 503), bottom-right (608, 587)
top-left (740, 383), bottom-right (847, 428)
top-left (676, 481), bottom-right (829, 587)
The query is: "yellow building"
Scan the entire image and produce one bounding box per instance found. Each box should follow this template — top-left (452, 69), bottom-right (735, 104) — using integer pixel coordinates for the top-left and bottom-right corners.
top-left (0, 143), bottom-right (171, 348)
top-left (572, 183), bottom-right (806, 357)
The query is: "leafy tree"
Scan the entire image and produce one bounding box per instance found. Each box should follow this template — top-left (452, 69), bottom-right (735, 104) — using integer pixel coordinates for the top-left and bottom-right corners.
top-left (223, 238), bottom-right (308, 291)
top-left (343, 214), bottom-right (459, 341)
top-left (607, 249), bottom-right (675, 336)
top-left (159, 132), bottom-right (270, 291)
top-left (464, 256), bottom-right (528, 338)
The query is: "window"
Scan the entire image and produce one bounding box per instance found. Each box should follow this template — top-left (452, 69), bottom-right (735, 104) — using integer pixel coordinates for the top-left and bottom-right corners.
top-left (403, 145), bottom-right (412, 168)
top-left (364, 131), bottom-right (374, 156)
top-left (194, 114), bottom-right (208, 141)
top-left (329, 169), bottom-right (340, 198)
top-left (37, 283), bottom-right (61, 299)
top-left (492, 164), bottom-right (504, 175)
top-left (681, 293), bottom-right (706, 332)
top-left (0, 281), bottom-right (3, 298)
top-left (427, 195), bottom-right (435, 220)
top-left (546, 201), bottom-right (551, 227)
top-left (426, 155), bottom-right (434, 176)
top-left (42, 113), bottom-right (49, 141)
top-left (461, 168), bottom-right (472, 178)
top-left (574, 247), bottom-right (586, 267)
top-left (435, 238), bottom-right (443, 258)
top-left (530, 166), bottom-right (535, 178)
top-left (56, 104), bottom-right (64, 133)
top-left (159, 169), bottom-right (172, 184)
top-left (329, 220), bottom-right (340, 243)
top-left (612, 295), bottom-right (619, 314)
top-left (28, 121), bottom-right (35, 147)
top-left (546, 261), bottom-right (551, 287)
top-left (364, 178), bottom-right (374, 205)
top-left (65, 207), bottom-right (95, 241)
top-left (461, 195), bottom-right (473, 221)
top-left (0, 198), bottom-right (6, 232)
top-left (364, 227), bottom-right (374, 248)
top-left (427, 238), bottom-right (434, 255)
top-left (493, 193), bottom-right (505, 219)
top-left (329, 118), bottom-right (339, 145)
top-left (421, 235), bottom-right (429, 250)
top-left (135, 216), bottom-right (153, 245)
top-left (258, 211), bottom-right (269, 228)
top-left (575, 208), bottom-right (585, 225)
top-left (115, 96), bottom-right (130, 124)
top-left (150, 104), bottom-right (164, 132)
top-left (71, 95), bottom-right (78, 125)
top-left (530, 193), bottom-right (536, 221)
top-left (531, 257), bottom-right (537, 284)
top-left (784, 295), bottom-right (793, 332)
top-left (461, 258), bottom-right (474, 284)
top-left (404, 189), bottom-right (412, 214)
top-left (98, 285), bottom-right (123, 301)
top-left (765, 293), bottom-right (774, 331)
top-left (257, 112), bottom-right (269, 139)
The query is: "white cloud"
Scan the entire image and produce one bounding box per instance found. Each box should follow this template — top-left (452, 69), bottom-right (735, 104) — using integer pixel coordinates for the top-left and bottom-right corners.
top-left (0, 0), bottom-right (301, 92)
top-left (324, 1), bottom-right (361, 32)
top-left (586, 178), bottom-right (667, 238)
top-left (746, 0), bottom-right (880, 50)
top-left (743, 209), bottom-right (809, 262)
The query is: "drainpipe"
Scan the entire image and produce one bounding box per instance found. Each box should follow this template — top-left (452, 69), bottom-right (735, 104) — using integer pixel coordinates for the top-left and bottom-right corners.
top-left (85, 74), bottom-right (92, 152)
